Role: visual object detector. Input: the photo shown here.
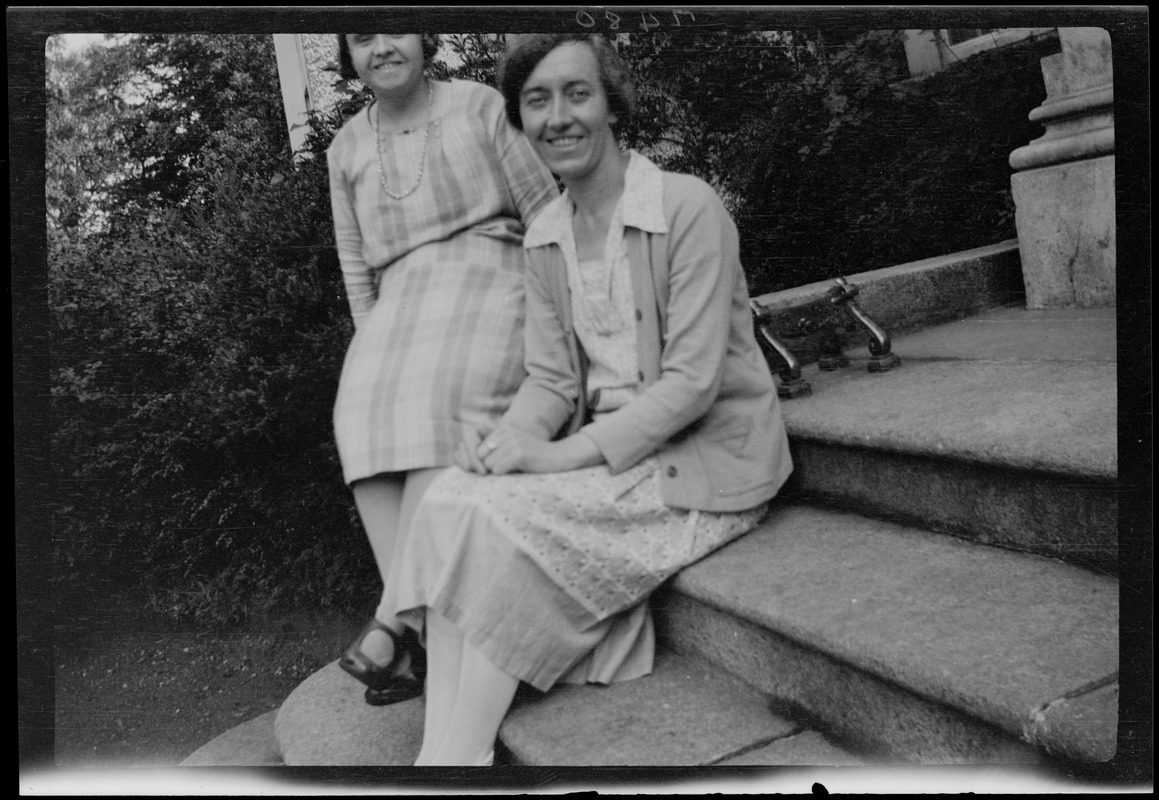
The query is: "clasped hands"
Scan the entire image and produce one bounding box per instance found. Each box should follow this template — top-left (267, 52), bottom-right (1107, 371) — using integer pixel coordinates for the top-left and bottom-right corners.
top-left (455, 422), bottom-right (601, 476)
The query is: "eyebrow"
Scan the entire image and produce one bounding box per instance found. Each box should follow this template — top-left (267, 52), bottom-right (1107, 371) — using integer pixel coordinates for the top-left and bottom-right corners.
top-left (520, 78), bottom-right (594, 98)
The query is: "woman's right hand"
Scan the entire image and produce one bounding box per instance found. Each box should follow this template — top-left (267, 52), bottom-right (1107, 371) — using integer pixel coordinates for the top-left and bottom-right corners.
top-left (455, 427), bottom-right (491, 475)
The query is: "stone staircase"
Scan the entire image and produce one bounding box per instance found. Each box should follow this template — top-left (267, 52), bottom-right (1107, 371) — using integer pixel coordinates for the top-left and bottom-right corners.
top-left (182, 241), bottom-right (1120, 774)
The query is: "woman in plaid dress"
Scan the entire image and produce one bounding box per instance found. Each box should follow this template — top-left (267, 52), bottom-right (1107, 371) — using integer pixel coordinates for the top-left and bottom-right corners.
top-left (327, 34), bottom-right (557, 706)
top-left (394, 35), bottom-right (793, 765)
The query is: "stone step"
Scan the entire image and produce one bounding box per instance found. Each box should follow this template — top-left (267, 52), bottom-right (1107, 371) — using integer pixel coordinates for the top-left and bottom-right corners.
top-left (751, 239), bottom-right (1025, 357)
top-left (657, 502), bottom-right (1119, 766)
top-left (274, 661), bottom-right (424, 765)
top-left (500, 649), bottom-right (867, 767)
top-left (180, 709), bottom-right (283, 766)
top-left (777, 306), bottom-right (1118, 573)
top-left (268, 650), bottom-right (866, 767)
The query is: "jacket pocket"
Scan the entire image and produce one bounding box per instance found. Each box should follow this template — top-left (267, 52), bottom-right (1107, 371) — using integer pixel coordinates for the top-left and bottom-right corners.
top-left (700, 417), bottom-right (752, 453)
top-left (696, 417), bottom-right (774, 499)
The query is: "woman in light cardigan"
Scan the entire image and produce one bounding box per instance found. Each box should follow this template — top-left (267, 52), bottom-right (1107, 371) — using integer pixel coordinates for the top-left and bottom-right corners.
top-left (392, 33), bottom-right (792, 765)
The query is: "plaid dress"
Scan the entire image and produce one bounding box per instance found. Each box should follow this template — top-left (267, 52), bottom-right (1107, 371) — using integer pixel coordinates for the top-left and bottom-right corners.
top-left (327, 80), bottom-right (557, 483)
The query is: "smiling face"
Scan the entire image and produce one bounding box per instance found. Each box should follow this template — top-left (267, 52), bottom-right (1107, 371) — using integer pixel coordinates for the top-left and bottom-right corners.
top-left (345, 34), bottom-right (425, 100)
top-left (518, 42), bottom-right (622, 186)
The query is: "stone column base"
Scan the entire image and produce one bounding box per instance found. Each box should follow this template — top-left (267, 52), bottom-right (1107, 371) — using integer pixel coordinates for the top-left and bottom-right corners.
top-left (1011, 154), bottom-right (1115, 308)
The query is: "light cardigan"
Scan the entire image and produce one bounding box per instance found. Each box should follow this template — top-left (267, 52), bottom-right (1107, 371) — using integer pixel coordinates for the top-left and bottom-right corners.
top-left (503, 153), bottom-right (793, 513)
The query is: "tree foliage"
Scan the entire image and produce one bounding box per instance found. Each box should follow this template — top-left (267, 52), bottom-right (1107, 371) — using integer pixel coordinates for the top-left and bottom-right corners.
top-left (616, 30), bottom-right (810, 193)
top-left (46, 36), bottom-right (138, 244)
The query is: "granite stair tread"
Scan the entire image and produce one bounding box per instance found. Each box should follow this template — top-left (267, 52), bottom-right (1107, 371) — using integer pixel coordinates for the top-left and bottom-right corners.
top-left (774, 306), bottom-right (1118, 571)
top-left (180, 709), bottom-right (283, 766)
top-left (269, 650), bottom-right (866, 767)
top-left (667, 502), bottom-right (1119, 763)
top-left (780, 307), bottom-right (1117, 480)
top-left (499, 649), bottom-right (868, 767)
top-left (275, 660), bottom-right (424, 766)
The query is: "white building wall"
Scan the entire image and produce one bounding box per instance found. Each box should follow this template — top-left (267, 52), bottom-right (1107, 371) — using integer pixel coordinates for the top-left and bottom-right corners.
top-left (902, 28), bottom-right (1056, 77)
top-left (273, 34), bottom-right (345, 156)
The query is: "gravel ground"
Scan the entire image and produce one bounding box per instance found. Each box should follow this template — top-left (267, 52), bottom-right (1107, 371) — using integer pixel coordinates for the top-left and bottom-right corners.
top-left (52, 602), bottom-right (363, 769)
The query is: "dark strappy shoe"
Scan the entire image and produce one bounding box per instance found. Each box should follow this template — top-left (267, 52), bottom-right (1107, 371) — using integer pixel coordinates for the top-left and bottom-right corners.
top-left (338, 619), bottom-right (426, 706)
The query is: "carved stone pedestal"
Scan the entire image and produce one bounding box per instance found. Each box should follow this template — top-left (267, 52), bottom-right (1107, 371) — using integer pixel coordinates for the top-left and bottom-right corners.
top-left (1009, 28), bottom-right (1115, 308)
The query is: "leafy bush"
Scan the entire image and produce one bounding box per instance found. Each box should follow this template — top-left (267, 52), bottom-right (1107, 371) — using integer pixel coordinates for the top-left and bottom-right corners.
top-left (52, 128), bottom-right (374, 623)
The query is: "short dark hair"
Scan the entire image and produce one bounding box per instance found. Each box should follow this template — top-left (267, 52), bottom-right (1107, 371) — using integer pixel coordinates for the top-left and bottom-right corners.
top-left (337, 34), bottom-right (442, 82)
top-left (496, 34), bottom-right (636, 132)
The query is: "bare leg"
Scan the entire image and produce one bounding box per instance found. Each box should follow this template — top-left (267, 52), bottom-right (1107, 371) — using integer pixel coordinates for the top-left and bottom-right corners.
top-left (419, 609), bottom-right (519, 766)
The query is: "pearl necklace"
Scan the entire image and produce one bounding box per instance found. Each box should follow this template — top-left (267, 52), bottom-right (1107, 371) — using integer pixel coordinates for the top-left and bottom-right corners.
top-left (369, 79), bottom-right (434, 201)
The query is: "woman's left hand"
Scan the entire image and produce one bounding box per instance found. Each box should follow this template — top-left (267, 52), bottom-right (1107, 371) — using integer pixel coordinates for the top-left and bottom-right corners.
top-left (477, 424), bottom-right (601, 475)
